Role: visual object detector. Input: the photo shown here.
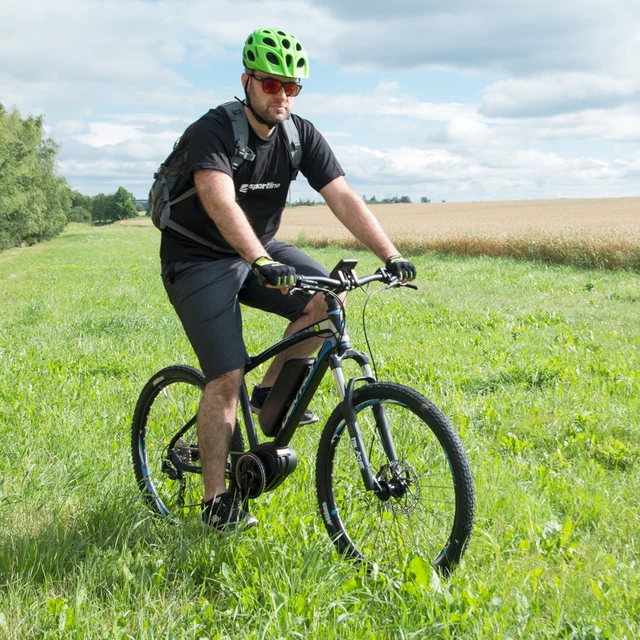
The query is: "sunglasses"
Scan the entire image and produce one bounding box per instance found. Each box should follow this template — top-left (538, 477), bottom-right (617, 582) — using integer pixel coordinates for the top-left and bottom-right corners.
top-left (249, 74), bottom-right (302, 97)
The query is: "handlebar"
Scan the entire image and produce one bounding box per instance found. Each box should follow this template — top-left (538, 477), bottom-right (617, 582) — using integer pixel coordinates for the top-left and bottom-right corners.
top-left (292, 267), bottom-right (417, 296)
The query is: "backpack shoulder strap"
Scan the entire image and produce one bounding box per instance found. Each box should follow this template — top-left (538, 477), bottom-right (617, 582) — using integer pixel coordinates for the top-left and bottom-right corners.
top-left (221, 101), bottom-right (256, 170)
top-left (221, 101), bottom-right (301, 179)
top-left (281, 117), bottom-right (302, 180)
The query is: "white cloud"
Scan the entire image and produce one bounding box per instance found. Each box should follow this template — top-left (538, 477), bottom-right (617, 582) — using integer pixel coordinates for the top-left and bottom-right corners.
top-left (481, 73), bottom-right (640, 117)
top-left (326, 140), bottom-right (639, 202)
top-left (530, 106), bottom-right (640, 143)
top-left (54, 120), bottom-right (87, 136)
top-left (75, 124), bottom-right (146, 148)
top-left (427, 116), bottom-right (494, 147)
top-left (2, 0), bottom-right (639, 201)
top-left (301, 84), bottom-right (476, 122)
top-left (307, 0), bottom-right (640, 77)
top-left (334, 145), bottom-right (462, 185)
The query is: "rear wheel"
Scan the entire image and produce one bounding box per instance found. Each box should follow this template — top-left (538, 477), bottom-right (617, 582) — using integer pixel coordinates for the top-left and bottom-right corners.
top-left (316, 382), bottom-right (474, 574)
top-left (131, 365), bottom-right (244, 516)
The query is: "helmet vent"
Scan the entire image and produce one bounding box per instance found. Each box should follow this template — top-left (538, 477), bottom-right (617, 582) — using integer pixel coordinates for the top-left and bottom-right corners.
top-left (296, 59), bottom-right (305, 68)
top-left (286, 54), bottom-right (292, 67)
top-left (296, 43), bottom-right (302, 51)
top-left (263, 37), bottom-right (277, 48)
top-left (282, 39), bottom-right (291, 49)
top-left (266, 52), bottom-right (279, 64)
top-left (248, 36), bottom-right (254, 45)
top-left (246, 50), bottom-right (256, 62)
top-left (277, 30), bottom-right (287, 36)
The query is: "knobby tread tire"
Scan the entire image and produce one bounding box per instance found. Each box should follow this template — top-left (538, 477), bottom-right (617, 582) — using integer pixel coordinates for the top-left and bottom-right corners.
top-left (315, 382), bottom-right (475, 574)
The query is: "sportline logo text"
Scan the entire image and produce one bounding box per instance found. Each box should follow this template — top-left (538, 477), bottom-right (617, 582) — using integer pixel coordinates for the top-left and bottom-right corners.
top-left (239, 182), bottom-right (281, 193)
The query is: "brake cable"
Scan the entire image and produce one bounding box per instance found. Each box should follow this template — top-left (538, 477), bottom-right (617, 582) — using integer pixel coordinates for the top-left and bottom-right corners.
top-left (362, 282), bottom-right (396, 381)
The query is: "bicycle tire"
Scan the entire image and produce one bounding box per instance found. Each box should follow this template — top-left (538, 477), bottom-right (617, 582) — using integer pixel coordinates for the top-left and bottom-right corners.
top-left (131, 365), bottom-right (245, 517)
top-left (316, 382), bottom-right (474, 574)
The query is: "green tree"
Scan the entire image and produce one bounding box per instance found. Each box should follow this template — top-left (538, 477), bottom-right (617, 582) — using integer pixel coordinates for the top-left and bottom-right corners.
top-left (91, 193), bottom-right (111, 224)
top-left (91, 187), bottom-right (138, 224)
top-left (0, 104), bottom-right (70, 250)
top-left (112, 186), bottom-right (138, 221)
top-left (67, 206), bottom-right (92, 223)
top-left (70, 190), bottom-right (93, 212)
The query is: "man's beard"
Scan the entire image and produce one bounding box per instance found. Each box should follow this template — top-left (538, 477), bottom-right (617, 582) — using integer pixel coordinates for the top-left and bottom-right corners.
top-left (252, 101), bottom-right (289, 126)
top-left (247, 85), bottom-right (290, 125)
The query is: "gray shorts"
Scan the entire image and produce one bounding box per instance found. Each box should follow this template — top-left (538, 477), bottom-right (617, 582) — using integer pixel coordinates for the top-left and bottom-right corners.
top-left (161, 240), bottom-right (328, 382)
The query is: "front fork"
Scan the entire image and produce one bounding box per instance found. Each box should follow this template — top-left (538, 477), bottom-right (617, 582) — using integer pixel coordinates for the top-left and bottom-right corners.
top-left (330, 351), bottom-right (399, 495)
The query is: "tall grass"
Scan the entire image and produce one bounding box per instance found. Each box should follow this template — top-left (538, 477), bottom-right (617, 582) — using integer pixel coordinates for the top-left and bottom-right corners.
top-left (295, 230), bottom-right (640, 272)
top-left (0, 223), bottom-right (639, 638)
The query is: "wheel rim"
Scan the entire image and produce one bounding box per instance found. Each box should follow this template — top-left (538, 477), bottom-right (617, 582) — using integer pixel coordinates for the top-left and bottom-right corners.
top-left (327, 398), bottom-right (458, 573)
top-left (138, 377), bottom-right (203, 515)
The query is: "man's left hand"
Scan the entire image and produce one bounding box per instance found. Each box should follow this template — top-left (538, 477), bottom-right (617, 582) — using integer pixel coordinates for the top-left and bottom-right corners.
top-left (385, 255), bottom-right (416, 281)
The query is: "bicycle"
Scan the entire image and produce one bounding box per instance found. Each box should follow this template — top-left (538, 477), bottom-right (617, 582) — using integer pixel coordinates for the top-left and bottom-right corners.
top-left (131, 259), bottom-right (475, 574)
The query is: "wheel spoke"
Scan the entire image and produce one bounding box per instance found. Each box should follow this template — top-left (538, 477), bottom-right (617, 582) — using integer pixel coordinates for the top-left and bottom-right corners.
top-left (320, 385), bottom-right (474, 574)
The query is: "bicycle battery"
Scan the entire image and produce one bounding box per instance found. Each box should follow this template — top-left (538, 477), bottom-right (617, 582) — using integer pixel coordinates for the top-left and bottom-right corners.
top-left (259, 358), bottom-right (315, 437)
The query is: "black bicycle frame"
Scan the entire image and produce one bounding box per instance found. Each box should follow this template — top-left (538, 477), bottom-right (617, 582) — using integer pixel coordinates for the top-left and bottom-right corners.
top-left (237, 293), bottom-right (397, 493)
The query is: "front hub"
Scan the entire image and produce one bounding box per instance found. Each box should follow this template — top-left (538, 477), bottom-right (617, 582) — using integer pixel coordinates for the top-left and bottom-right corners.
top-left (374, 461), bottom-right (420, 514)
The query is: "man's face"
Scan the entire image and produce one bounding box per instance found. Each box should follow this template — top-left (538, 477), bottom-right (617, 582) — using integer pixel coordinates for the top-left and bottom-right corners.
top-left (242, 71), bottom-right (300, 126)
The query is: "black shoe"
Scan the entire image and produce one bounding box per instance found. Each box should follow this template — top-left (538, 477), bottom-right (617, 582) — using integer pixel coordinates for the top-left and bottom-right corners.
top-left (201, 493), bottom-right (258, 533)
top-left (250, 386), bottom-right (319, 425)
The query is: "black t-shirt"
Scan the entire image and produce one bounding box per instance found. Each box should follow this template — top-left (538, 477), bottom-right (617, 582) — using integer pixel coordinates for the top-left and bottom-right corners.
top-left (160, 105), bottom-right (345, 261)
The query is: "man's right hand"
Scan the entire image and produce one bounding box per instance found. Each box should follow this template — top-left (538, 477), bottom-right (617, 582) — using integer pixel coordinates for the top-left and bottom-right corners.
top-left (251, 257), bottom-right (296, 288)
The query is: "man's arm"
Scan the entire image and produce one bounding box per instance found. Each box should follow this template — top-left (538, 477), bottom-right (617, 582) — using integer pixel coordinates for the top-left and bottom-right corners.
top-left (194, 169), bottom-right (266, 264)
top-left (320, 176), bottom-right (400, 262)
top-left (194, 169), bottom-right (296, 289)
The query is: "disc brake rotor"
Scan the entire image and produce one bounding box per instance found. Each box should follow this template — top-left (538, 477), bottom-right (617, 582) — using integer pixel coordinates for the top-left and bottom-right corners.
top-left (377, 460), bottom-right (420, 514)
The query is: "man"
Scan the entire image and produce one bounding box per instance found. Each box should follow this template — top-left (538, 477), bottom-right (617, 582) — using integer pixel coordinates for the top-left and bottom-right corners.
top-left (160, 27), bottom-right (416, 532)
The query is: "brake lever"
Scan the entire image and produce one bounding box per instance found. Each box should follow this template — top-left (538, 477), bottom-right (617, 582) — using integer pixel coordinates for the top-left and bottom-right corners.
top-left (385, 278), bottom-right (418, 290)
top-left (289, 284), bottom-right (322, 297)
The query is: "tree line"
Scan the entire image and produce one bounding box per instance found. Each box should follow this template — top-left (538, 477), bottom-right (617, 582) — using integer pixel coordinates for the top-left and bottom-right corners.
top-left (286, 194), bottom-right (431, 208)
top-left (68, 187), bottom-right (140, 226)
top-left (362, 195), bottom-right (433, 204)
top-left (0, 104), bottom-right (139, 251)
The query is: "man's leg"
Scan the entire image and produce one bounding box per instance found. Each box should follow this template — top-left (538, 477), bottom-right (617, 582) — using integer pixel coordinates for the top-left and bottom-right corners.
top-left (197, 368), bottom-right (243, 503)
top-left (260, 292), bottom-right (328, 388)
top-left (240, 241), bottom-right (340, 388)
top-left (160, 259), bottom-right (254, 523)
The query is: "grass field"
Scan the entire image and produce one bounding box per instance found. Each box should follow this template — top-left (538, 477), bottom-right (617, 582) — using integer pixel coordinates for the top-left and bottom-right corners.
top-left (1, 223), bottom-right (639, 638)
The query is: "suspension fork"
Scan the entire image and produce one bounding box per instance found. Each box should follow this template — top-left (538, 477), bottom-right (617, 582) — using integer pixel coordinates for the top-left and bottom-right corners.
top-left (330, 353), bottom-right (399, 492)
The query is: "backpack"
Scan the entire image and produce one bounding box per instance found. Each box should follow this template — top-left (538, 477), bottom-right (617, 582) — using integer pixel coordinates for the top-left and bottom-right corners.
top-left (149, 101), bottom-right (302, 250)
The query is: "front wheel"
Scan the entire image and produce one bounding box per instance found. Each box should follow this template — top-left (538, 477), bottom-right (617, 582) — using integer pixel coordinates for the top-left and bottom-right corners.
top-left (316, 382), bottom-right (474, 574)
top-left (131, 365), bottom-right (244, 517)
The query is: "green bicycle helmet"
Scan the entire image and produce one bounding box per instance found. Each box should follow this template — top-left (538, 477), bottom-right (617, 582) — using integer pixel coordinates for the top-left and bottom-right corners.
top-left (242, 28), bottom-right (309, 79)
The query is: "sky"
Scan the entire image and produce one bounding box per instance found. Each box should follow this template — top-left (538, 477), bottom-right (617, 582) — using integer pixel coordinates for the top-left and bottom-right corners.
top-left (2, 0), bottom-right (640, 203)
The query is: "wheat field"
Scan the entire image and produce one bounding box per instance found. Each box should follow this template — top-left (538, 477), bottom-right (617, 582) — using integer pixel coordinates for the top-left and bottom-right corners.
top-left (279, 196), bottom-right (639, 238)
top-left (124, 196), bottom-right (640, 270)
